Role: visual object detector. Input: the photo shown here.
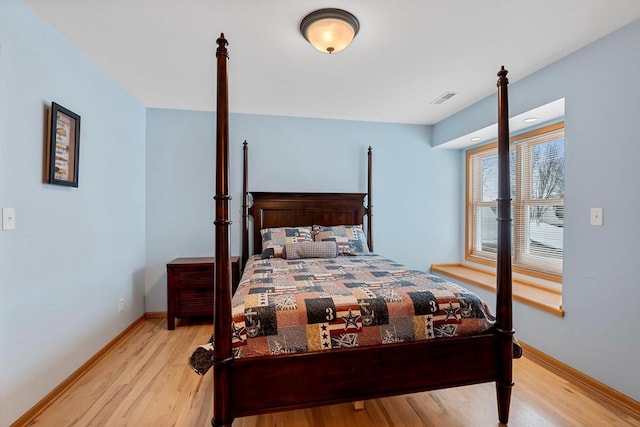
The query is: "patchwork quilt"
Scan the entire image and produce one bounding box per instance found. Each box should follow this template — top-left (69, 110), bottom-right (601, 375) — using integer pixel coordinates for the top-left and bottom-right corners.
top-left (190, 255), bottom-right (495, 375)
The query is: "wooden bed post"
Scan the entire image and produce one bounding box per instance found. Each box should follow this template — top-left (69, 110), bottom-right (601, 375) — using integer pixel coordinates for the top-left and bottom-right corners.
top-left (212, 33), bottom-right (233, 427)
top-left (241, 140), bottom-right (249, 270)
top-left (367, 146), bottom-right (373, 252)
top-left (495, 66), bottom-right (515, 425)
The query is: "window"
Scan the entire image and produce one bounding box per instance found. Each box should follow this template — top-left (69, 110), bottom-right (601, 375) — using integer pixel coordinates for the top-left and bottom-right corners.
top-left (466, 122), bottom-right (564, 280)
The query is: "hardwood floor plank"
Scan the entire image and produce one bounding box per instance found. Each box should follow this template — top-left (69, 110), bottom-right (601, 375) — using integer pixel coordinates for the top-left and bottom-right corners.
top-left (19, 319), bottom-right (639, 427)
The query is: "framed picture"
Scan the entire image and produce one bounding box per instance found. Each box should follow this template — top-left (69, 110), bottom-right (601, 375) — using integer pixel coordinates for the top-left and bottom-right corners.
top-left (46, 102), bottom-right (81, 187)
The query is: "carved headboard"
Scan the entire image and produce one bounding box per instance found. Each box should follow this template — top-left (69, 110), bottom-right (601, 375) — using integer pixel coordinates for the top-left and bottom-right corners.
top-left (248, 192), bottom-right (367, 256)
top-left (240, 143), bottom-right (373, 265)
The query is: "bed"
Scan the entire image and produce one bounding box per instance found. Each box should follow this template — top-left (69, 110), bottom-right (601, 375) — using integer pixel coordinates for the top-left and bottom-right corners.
top-left (200, 33), bottom-right (517, 426)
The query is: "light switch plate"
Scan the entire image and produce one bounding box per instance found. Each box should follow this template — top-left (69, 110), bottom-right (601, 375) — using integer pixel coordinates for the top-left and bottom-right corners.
top-left (590, 207), bottom-right (603, 226)
top-left (2, 208), bottom-right (16, 230)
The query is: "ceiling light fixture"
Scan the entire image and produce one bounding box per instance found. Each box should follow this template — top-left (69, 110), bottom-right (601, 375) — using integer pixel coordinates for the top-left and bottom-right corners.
top-left (471, 137), bottom-right (481, 142)
top-left (300, 8), bottom-right (359, 54)
top-left (523, 117), bottom-right (538, 123)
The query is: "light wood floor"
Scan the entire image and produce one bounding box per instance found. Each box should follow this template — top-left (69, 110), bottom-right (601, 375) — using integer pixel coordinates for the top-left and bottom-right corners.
top-left (21, 318), bottom-right (639, 427)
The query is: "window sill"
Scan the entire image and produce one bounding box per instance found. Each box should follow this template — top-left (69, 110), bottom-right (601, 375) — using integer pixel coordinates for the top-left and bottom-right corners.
top-left (430, 263), bottom-right (564, 317)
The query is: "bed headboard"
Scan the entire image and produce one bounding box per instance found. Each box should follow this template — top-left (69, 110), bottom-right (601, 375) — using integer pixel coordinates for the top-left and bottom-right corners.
top-left (241, 143), bottom-right (373, 264)
top-left (248, 192), bottom-right (368, 255)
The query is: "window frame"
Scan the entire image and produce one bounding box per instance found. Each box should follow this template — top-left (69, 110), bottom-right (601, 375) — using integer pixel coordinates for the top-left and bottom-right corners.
top-left (465, 121), bottom-right (564, 283)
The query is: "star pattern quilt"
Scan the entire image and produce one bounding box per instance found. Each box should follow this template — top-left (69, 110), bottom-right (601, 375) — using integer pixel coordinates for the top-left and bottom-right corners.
top-left (190, 255), bottom-right (495, 374)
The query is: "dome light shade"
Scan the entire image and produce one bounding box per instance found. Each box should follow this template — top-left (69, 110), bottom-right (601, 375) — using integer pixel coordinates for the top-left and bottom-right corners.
top-left (300, 9), bottom-right (359, 54)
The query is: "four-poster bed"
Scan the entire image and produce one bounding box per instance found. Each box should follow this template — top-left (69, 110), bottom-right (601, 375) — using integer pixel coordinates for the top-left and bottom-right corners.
top-left (203, 33), bottom-right (517, 426)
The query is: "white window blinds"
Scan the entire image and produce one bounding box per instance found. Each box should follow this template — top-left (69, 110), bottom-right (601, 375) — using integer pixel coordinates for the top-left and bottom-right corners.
top-left (467, 122), bottom-right (564, 278)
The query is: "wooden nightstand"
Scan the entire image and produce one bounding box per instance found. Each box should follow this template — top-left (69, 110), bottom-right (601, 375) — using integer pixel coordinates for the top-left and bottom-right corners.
top-left (166, 256), bottom-right (240, 330)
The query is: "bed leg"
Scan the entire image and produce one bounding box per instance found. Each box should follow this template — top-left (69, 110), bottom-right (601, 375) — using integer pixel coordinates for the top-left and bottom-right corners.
top-left (496, 382), bottom-right (513, 425)
top-left (353, 400), bottom-right (364, 410)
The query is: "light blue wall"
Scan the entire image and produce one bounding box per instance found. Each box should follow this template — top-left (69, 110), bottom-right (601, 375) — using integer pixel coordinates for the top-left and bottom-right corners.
top-left (3, 0), bottom-right (638, 423)
top-left (434, 20), bottom-right (640, 400)
top-left (145, 110), bottom-right (460, 312)
top-left (0, 1), bottom-right (146, 424)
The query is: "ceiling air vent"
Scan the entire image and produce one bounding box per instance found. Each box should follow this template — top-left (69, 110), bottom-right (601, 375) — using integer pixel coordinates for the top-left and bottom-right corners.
top-left (429, 91), bottom-right (457, 105)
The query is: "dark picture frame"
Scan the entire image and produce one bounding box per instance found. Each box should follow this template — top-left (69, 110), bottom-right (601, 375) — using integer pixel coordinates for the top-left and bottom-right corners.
top-left (46, 102), bottom-right (81, 187)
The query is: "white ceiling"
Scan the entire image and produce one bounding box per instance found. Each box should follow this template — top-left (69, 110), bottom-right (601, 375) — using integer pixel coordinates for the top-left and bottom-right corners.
top-left (22, 1), bottom-right (640, 125)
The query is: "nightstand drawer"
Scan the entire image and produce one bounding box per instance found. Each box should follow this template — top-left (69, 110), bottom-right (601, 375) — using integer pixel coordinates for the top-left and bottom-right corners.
top-left (177, 289), bottom-right (214, 316)
top-left (175, 266), bottom-right (213, 288)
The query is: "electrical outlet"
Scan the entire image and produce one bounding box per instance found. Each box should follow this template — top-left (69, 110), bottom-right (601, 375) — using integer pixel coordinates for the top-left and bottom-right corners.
top-left (118, 298), bottom-right (125, 313)
top-left (590, 208), bottom-right (603, 226)
top-left (2, 208), bottom-right (16, 230)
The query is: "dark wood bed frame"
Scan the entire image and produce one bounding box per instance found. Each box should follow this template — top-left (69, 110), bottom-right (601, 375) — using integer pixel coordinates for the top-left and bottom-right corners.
top-left (212, 34), bottom-right (515, 426)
